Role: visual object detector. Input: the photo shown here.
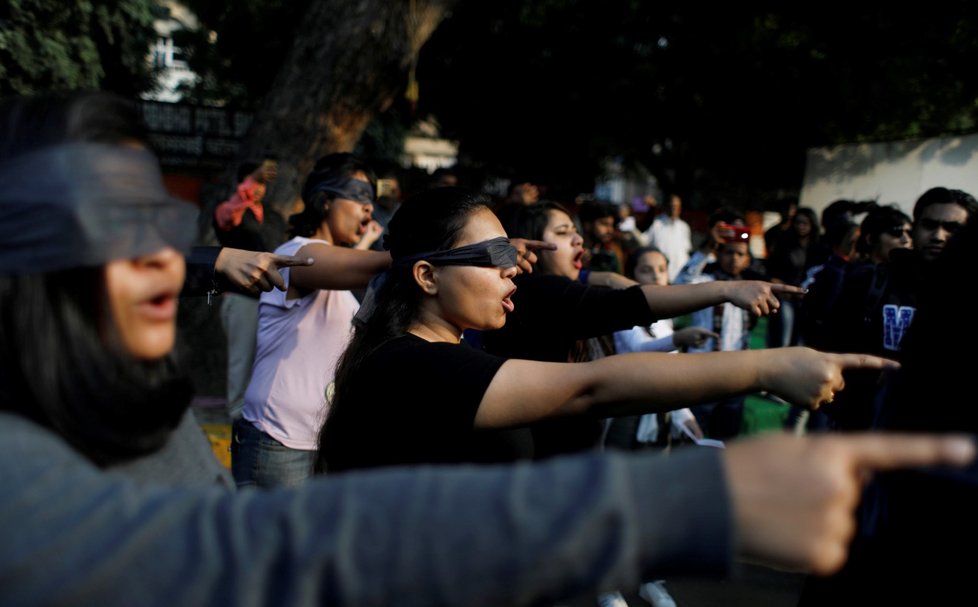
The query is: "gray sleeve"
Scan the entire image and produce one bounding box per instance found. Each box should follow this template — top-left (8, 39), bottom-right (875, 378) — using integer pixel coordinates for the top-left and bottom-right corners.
top-left (108, 409), bottom-right (234, 489)
top-left (1, 414), bottom-right (732, 607)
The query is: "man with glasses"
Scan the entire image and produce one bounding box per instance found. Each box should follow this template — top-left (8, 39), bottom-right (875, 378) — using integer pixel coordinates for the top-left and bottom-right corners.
top-left (817, 186), bottom-right (978, 432)
top-left (798, 193), bottom-right (978, 605)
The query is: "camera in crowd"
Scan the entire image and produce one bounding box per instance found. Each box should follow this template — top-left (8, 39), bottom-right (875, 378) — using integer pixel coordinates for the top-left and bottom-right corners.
top-left (716, 222), bottom-right (751, 244)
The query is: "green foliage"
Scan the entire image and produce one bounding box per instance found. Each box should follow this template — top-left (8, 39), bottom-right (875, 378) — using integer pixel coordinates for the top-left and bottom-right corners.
top-left (0, 0), bottom-right (159, 96)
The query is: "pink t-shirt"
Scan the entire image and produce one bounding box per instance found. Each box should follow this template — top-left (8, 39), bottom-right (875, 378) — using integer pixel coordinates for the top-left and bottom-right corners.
top-left (242, 237), bottom-right (359, 450)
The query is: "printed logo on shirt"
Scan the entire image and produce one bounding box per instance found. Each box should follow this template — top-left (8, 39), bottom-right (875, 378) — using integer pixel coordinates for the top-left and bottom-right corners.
top-left (882, 304), bottom-right (916, 351)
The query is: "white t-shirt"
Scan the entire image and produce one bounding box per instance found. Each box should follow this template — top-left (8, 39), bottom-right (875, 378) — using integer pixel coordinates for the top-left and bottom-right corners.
top-left (612, 319), bottom-right (695, 443)
top-left (241, 236), bottom-right (360, 450)
top-left (645, 216), bottom-right (692, 282)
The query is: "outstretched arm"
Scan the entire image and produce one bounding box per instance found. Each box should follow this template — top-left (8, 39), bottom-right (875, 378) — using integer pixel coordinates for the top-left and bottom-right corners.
top-left (3, 412), bottom-right (732, 606)
top-left (3, 409), bottom-right (971, 605)
top-left (289, 242), bottom-right (392, 291)
top-left (640, 280), bottom-right (807, 319)
top-left (587, 271), bottom-right (639, 289)
top-left (475, 347), bottom-right (897, 428)
top-left (289, 237), bottom-right (546, 293)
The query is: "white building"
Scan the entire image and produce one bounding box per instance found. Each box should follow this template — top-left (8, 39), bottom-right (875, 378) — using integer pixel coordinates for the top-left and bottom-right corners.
top-left (800, 133), bottom-right (978, 218)
top-left (144, 1), bottom-right (199, 102)
top-left (403, 117), bottom-right (459, 172)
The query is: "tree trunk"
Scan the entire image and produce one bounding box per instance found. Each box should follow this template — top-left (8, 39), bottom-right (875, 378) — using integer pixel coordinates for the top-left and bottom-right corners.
top-left (238, 0), bottom-right (457, 213)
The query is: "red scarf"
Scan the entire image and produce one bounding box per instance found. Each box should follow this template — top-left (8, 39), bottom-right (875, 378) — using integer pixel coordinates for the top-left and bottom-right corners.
top-left (215, 176), bottom-right (265, 230)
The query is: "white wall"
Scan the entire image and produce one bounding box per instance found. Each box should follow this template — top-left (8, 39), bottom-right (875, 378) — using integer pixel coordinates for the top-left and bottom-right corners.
top-left (800, 133), bottom-right (978, 218)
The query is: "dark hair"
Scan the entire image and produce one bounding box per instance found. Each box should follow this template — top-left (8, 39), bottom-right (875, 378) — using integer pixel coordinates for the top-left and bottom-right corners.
top-left (792, 207), bottom-right (821, 237)
top-left (316, 187), bottom-right (491, 472)
top-left (0, 92), bottom-right (191, 465)
top-left (912, 187), bottom-right (978, 221)
top-left (497, 200), bottom-right (571, 274)
top-left (288, 152), bottom-right (377, 238)
top-left (821, 216), bottom-right (859, 254)
top-left (624, 246), bottom-right (668, 281)
top-left (776, 198), bottom-right (798, 216)
top-left (856, 205), bottom-right (912, 257)
top-left (820, 199), bottom-right (877, 229)
top-left (429, 167), bottom-right (458, 187)
top-left (695, 206), bottom-right (746, 254)
top-left (0, 90), bottom-right (148, 158)
top-left (707, 206), bottom-right (745, 229)
top-left (506, 176), bottom-right (534, 196)
top-left (577, 200), bottom-right (617, 224)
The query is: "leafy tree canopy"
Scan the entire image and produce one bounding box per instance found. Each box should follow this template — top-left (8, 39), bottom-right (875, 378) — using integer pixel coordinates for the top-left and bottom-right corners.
top-left (0, 0), bottom-right (162, 96)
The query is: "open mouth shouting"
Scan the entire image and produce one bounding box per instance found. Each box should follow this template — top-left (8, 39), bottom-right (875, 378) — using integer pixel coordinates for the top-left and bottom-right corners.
top-left (502, 287), bottom-right (517, 313)
top-left (573, 249), bottom-right (585, 270)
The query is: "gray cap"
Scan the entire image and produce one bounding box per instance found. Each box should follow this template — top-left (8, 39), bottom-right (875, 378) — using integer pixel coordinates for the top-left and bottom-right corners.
top-left (0, 143), bottom-right (198, 272)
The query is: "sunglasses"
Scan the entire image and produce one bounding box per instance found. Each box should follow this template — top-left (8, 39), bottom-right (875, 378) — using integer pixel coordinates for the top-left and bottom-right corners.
top-left (883, 226), bottom-right (912, 238)
top-left (918, 218), bottom-right (964, 235)
top-left (395, 237), bottom-right (519, 268)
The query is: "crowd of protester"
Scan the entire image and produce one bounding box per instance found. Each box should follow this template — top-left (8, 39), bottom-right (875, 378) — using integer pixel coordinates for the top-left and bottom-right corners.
top-left (1, 90), bottom-right (975, 606)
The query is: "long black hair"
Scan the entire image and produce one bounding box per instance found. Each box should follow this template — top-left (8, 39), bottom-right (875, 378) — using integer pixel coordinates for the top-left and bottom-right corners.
top-left (0, 92), bottom-right (191, 465)
top-left (498, 200), bottom-right (573, 275)
top-left (316, 187), bottom-right (490, 472)
top-left (856, 205), bottom-right (912, 259)
top-left (624, 245), bottom-right (669, 281)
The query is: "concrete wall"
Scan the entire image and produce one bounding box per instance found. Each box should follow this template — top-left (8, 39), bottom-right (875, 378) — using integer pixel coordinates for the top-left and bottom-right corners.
top-left (800, 133), bottom-right (978, 218)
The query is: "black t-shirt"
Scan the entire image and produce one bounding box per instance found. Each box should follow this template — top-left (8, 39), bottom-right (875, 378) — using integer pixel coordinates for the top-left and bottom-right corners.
top-left (800, 229), bottom-right (978, 606)
top-left (482, 274), bottom-right (655, 459)
top-left (483, 274), bottom-right (654, 362)
top-left (322, 334), bottom-right (521, 473)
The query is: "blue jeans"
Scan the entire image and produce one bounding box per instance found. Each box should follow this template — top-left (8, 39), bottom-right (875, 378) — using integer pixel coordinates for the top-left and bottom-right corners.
top-left (231, 419), bottom-right (316, 488)
top-left (767, 299), bottom-right (798, 348)
top-left (220, 293), bottom-right (259, 422)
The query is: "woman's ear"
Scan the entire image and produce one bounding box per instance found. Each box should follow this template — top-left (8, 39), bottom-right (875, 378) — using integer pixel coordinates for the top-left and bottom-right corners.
top-left (412, 261), bottom-right (439, 295)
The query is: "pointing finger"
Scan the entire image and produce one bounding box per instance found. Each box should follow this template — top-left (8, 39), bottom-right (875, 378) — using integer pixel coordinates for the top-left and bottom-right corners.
top-left (769, 283), bottom-right (808, 296)
top-left (515, 238), bottom-right (557, 252)
top-left (271, 254), bottom-right (315, 268)
top-left (832, 353), bottom-right (901, 372)
top-left (841, 434), bottom-right (975, 471)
